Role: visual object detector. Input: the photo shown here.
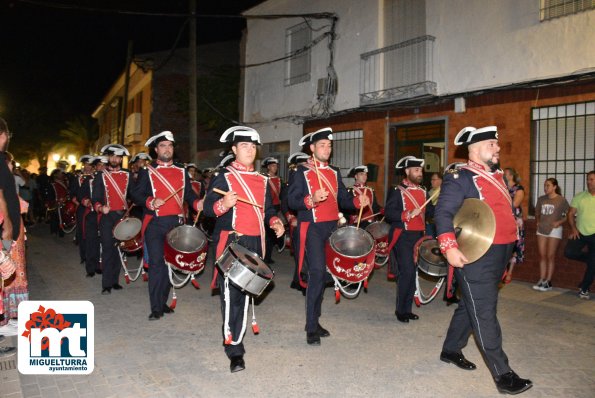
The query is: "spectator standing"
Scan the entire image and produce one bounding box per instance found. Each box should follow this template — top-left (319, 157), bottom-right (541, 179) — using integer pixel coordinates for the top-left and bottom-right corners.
top-left (564, 170), bottom-right (595, 300)
top-left (503, 168), bottom-right (525, 283)
top-left (533, 178), bottom-right (569, 291)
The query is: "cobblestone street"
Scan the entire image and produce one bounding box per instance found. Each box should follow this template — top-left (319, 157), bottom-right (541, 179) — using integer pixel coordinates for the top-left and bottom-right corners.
top-left (1, 228), bottom-right (594, 397)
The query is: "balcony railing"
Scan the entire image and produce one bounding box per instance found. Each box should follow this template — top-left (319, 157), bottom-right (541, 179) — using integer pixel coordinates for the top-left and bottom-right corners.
top-left (360, 35), bottom-right (437, 106)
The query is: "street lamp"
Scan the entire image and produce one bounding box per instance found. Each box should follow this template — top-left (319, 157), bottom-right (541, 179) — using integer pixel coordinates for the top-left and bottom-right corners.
top-left (52, 153), bottom-right (60, 162)
top-left (67, 154), bottom-right (77, 165)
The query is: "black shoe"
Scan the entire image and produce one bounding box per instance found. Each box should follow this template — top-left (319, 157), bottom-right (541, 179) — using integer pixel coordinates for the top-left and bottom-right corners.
top-left (148, 311), bottom-right (163, 321)
top-left (162, 305), bottom-right (174, 314)
top-left (440, 351), bottom-right (477, 371)
top-left (290, 280), bottom-right (300, 290)
top-left (101, 288), bottom-right (111, 295)
top-left (495, 371), bottom-right (533, 395)
top-left (230, 356), bottom-right (245, 373)
top-left (407, 313), bottom-right (419, 320)
top-left (316, 324), bottom-right (330, 337)
top-left (395, 312), bottom-right (409, 323)
top-left (112, 283), bottom-right (123, 290)
top-left (86, 272), bottom-right (95, 278)
top-left (307, 332), bottom-right (321, 345)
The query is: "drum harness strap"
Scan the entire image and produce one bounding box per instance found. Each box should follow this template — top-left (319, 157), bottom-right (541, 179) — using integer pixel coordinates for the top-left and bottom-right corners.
top-left (223, 167), bottom-right (267, 344)
top-left (397, 186), bottom-right (425, 225)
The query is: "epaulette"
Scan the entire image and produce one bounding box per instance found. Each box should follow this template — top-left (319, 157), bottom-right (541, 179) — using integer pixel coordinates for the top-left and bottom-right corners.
top-left (445, 169), bottom-right (460, 179)
top-left (173, 162), bottom-right (185, 168)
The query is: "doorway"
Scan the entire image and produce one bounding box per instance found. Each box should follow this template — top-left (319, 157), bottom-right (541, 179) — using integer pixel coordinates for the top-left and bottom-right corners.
top-left (387, 120), bottom-right (447, 189)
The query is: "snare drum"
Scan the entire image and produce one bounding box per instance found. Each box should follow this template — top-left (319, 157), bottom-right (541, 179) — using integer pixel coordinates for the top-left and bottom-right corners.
top-left (365, 221), bottom-right (390, 257)
top-left (414, 236), bottom-right (448, 277)
top-left (60, 201), bottom-right (77, 230)
top-left (325, 226), bottom-right (376, 284)
top-left (113, 217), bottom-right (143, 252)
top-left (164, 225), bottom-right (208, 274)
top-left (216, 243), bottom-right (274, 296)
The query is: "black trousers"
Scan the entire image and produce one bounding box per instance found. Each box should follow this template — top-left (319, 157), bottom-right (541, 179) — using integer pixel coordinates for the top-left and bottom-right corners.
top-left (99, 211), bottom-right (124, 289)
top-left (304, 221), bottom-right (335, 333)
top-left (84, 211), bottom-right (100, 274)
top-left (145, 216), bottom-right (182, 314)
top-left (564, 232), bottom-right (595, 292)
top-left (264, 205), bottom-right (281, 262)
top-left (392, 230), bottom-right (423, 315)
top-left (442, 243), bottom-right (514, 379)
top-left (75, 205), bottom-right (86, 262)
top-left (215, 233), bottom-right (262, 359)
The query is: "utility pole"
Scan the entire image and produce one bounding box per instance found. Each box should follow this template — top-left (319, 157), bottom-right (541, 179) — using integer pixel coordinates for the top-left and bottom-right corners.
top-left (189, 0), bottom-right (198, 163)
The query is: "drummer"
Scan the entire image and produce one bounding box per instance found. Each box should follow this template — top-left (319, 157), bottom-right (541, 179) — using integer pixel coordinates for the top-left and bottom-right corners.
top-left (435, 126), bottom-right (532, 394)
top-left (203, 126), bottom-right (284, 373)
top-left (287, 127), bottom-right (369, 346)
top-left (129, 153), bottom-right (152, 183)
top-left (81, 156), bottom-right (107, 277)
top-left (261, 157), bottom-right (283, 264)
top-left (131, 131), bottom-right (202, 321)
top-left (70, 155), bottom-right (94, 265)
top-left (346, 165), bottom-right (382, 227)
top-left (92, 144), bottom-right (132, 294)
top-left (384, 156), bottom-right (427, 323)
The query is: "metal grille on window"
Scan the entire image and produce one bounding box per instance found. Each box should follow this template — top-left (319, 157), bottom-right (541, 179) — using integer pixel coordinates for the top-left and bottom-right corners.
top-left (540, 0), bottom-right (595, 21)
top-left (531, 101), bottom-right (595, 214)
top-left (285, 22), bottom-right (311, 86)
top-left (331, 130), bottom-right (364, 186)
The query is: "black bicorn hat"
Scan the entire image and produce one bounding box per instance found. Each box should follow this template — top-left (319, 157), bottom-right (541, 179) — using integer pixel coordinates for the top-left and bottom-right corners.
top-left (219, 126), bottom-right (261, 145)
top-left (347, 165), bottom-right (368, 178)
top-left (454, 126), bottom-right (498, 146)
top-left (395, 156), bottom-right (425, 169)
top-left (298, 127), bottom-right (333, 146)
top-left (145, 131), bottom-right (175, 148)
top-left (261, 157), bottom-right (279, 167)
top-left (100, 144), bottom-right (130, 156)
top-left (288, 151), bottom-right (310, 165)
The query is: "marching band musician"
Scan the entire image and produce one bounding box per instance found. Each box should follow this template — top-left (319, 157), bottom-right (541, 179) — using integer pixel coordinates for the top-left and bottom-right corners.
top-left (185, 163), bottom-right (204, 199)
top-left (81, 156), bottom-right (107, 277)
top-left (346, 165), bottom-right (382, 226)
top-left (70, 155), bottom-right (94, 265)
top-left (261, 156), bottom-right (282, 264)
top-left (203, 126), bottom-right (284, 373)
top-left (385, 156), bottom-right (427, 323)
top-left (129, 152), bottom-right (152, 183)
top-left (287, 127), bottom-right (369, 346)
top-left (131, 131), bottom-right (202, 321)
top-left (92, 144), bottom-right (131, 295)
top-left (435, 126), bottom-right (532, 395)
top-left (283, 151), bottom-right (310, 292)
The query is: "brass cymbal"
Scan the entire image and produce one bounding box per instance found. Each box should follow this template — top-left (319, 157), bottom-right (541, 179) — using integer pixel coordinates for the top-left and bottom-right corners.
top-left (453, 198), bottom-right (496, 263)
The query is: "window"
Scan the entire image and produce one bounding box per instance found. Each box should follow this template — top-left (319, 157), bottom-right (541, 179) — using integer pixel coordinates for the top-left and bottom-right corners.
top-left (331, 130), bottom-right (364, 186)
top-left (531, 101), bottom-right (595, 212)
top-left (285, 22), bottom-right (311, 86)
top-left (540, 0), bottom-right (595, 21)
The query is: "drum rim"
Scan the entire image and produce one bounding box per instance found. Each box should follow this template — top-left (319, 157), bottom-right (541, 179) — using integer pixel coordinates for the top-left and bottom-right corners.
top-left (329, 226), bottom-right (375, 259)
top-left (365, 221), bottom-right (390, 239)
top-left (166, 225), bottom-right (208, 253)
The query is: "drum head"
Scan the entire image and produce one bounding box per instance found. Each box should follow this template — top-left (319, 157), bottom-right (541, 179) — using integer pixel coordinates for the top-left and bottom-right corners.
top-left (329, 226), bottom-right (374, 258)
top-left (365, 221), bottom-right (390, 240)
top-left (231, 244), bottom-right (273, 280)
top-left (418, 238), bottom-right (447, 277)
top-left (166, 225), bottom-right (207, 253)
top-left (114, 218), bottom-right (142, 241)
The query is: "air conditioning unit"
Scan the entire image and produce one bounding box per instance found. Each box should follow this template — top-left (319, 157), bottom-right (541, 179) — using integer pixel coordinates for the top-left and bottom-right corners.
top-left (125, 113), bottom-right (142, 144)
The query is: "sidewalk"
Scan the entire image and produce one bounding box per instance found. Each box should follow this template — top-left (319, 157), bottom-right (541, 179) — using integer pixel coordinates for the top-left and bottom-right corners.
top-left (1, 228), bottom-right (594, 397)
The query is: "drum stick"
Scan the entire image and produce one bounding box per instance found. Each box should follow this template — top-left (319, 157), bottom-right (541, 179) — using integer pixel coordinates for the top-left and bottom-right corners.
top-left (419, 190), bottom-right (440, 211)
top-left (212, 188), bottom-right (263, 209)
top-left (163, 186), bottom-right (184, 203)
top-left (356, 188), bottom-right (368, 229)
top-left (361, 212), bottom-right (381, 221)
top-left (193, 210), bottom-right (201, 227)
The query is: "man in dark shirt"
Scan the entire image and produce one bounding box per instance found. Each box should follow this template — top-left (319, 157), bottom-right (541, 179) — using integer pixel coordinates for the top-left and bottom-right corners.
top-left (0, 118), bottom-right (20, 242)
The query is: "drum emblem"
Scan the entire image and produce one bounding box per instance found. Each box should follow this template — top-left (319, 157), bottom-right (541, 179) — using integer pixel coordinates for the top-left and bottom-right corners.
top-left (353, 262), bottom-right (367, 272)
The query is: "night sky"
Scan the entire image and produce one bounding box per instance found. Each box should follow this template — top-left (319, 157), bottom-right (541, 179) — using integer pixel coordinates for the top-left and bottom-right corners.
top-left (0, 0), bottom-right (263, 155)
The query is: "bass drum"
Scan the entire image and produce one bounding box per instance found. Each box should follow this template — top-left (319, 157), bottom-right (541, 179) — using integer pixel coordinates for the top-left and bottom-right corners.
top-left (216, 242), bottom-right (274, 296)
top-left (164, 225), bottom-right (208, 275)
top-left (325, 226), bottom-right (376, 284)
